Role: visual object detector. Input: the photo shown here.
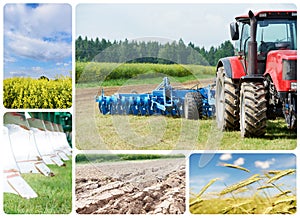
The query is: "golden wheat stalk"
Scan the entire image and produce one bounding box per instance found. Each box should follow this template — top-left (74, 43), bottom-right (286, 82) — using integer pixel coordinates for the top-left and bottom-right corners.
top-left (274, 190), bottom-right (292, 198)
top-left (220, 174), bottom-right (261, 196)
top-left (273, 196), bottom-right (296, 206)
top-left (221, 205), bottom-right (234, 214)
top-left (257, 185), bottom-right (274, 190)
top-left (189, 198), bottom-right (203, 207)
top-left (196, 178), bottom-right (220, 198)
top-left (221, 200), bottom-right (252, 214)
top-left (267, 170), bottom-right (281, 174)
top-left (233, 187), bottom-right (249, 194)
top-left (263, 206), bottom-right (274, 214)
top-left (267, 169), bottom-right (295, 184)
top-left (189, 191), bottom-right (197, 198)
top-left (221, 163), bottom-right (250, 173)
top-left (189, 178), bottom-right (220, 207)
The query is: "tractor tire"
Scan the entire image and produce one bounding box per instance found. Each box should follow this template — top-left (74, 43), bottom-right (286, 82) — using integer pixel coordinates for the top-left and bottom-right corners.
top-left (240, 82), bottom-right (267, 137)
top-left (216, 67), bottom-right (240, 130)
top-left (184, 92), bottom-right (203, 120)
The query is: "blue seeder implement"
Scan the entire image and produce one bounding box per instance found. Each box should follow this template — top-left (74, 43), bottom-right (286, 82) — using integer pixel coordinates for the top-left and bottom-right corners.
top-left (96, 77), bottom-right (215, 119)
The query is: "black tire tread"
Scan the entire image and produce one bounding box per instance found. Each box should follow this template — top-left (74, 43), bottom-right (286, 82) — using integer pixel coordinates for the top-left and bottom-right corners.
top-left (216, 67), bottom-right (240, 130)
top-left (240, 82), bottom-right (267, 137)
top-left (184, 92), bottom-right (203, 120)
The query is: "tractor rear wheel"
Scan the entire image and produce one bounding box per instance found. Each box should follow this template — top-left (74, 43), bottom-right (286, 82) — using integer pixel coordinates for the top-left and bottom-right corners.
top-left (240, 82), bottom-right (267, 137)
top-left (216, 67), bottom-right (240, 130)
top-left (184, 92), bottom-right (203, 120)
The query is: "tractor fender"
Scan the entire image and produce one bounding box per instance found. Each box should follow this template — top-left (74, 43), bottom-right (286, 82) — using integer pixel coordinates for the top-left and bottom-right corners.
top-left (216, 57), bottom-right (246, 79)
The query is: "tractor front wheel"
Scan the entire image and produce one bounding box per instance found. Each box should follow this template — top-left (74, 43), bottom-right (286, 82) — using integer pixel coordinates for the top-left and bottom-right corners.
top-left (240, 82), bottom-right (267, 137)
top-left (216, 67), bottom-right (240, 130)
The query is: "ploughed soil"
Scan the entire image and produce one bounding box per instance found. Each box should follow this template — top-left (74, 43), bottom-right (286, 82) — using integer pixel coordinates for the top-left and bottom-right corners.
top-left (76, 158), bottom-right (185, 214)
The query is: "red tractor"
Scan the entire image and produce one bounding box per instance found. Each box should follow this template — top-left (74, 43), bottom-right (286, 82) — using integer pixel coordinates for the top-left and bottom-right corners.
top-left (216, 10), bottom-right (297, 137)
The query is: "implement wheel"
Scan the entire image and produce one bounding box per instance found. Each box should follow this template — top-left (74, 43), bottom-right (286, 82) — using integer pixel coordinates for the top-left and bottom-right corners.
top-left (184, 92), bottom-right (203, 120)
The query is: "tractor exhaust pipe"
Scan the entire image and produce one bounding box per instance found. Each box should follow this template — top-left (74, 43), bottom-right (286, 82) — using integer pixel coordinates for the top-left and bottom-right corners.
top-left (247, 10), bottom-right (258, 76)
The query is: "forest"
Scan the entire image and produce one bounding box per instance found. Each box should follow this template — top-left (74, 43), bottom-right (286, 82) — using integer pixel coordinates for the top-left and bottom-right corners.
top-left (76, 36), bottom-right (234, 66)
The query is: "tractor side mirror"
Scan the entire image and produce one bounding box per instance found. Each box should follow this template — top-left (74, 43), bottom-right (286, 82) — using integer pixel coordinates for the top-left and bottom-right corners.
top-left (230, 22), bottom-right (239, 40)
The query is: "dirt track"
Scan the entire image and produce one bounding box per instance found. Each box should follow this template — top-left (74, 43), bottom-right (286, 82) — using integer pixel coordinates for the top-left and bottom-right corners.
top-left (76, 158), bottom-right (185, 214)
top-left (76, 78), bottom-right (214, 101)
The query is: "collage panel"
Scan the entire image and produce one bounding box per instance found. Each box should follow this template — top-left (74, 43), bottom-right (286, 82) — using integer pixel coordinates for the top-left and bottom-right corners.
top-left (3, 3), bottom-right (72, 109)
top-left (75, 153), bottom-right (185, 214)
top-left (189, 153), bottom-right (296, 214)
top-left (0, 1), bottom-right (298, 217)
top-left (3, 112), bottom-right (72, 214)
top-left (75, 4), bottom-right (296, 151)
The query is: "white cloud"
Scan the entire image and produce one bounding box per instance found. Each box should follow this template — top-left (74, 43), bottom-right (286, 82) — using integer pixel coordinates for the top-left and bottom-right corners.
top-left (4, 4), bottom-right (71, 62)
top-left (56, 62), bottom-right (70, 67)
top-left (4, 4), bottom-right (71, 39)
top-left (4, 55), bottom-right (16, 63)
top-left (255, 158), bottom-right (276, 169)
top-left (220, 153), bottom-right (232, 161)
top-left (6, 31), bottom-right (71, 61)
top-left (32, 66), bottom-right (42, 71)
top-left (234, 157), bottom-right (245, 166)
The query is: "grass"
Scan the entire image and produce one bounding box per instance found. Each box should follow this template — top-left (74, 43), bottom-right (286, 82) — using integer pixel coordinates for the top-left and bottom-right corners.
top-left (190, 165), bottom-right (296, 214)
top-left (3, 160), bottom-right (72, 214)
top-left (76, 154), bottom-right (186, 164)
top-left (76, 112), bottom-right (296, 150)
top-left (75, 62), bottom-right (296, 150)
top-left (76, 74), bottom-right (213, 88)
top-left (75, 62), bottom-right (215, 88)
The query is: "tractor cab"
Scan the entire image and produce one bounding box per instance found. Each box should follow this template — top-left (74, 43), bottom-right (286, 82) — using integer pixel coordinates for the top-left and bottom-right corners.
top-left (230, 11), bottom-right (297, 75)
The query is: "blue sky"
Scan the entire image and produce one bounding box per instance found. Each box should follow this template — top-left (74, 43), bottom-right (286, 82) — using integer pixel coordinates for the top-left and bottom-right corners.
top-left (4, 4), bottom-right (72, 79)
top-left (190, 153), bottom-right (296, 198)
top-left (76, 3), bottom-right (296, 49)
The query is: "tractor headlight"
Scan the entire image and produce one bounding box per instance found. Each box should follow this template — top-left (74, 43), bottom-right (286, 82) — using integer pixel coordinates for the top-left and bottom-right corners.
top-left (291, 82), bottom-right (297, 91)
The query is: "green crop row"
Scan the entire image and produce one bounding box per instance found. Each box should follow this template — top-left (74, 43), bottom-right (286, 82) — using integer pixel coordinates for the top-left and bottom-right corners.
top-left (76, 154), bottom-right (185, 164)
top-left (3, 77), bottom-right (72, 109)
top-left (76, 62), bottom-right (215, 83)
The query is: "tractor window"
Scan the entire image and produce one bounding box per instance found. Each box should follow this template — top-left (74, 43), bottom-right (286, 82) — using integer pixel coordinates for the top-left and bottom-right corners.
top-left (257, 19), bottom-right (297, 51)
top-left (237, 23), bottom-right (250, 54)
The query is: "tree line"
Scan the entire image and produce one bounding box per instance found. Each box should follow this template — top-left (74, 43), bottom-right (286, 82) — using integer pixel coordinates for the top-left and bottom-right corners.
top-left (76, 36), bottom-right (234, 66)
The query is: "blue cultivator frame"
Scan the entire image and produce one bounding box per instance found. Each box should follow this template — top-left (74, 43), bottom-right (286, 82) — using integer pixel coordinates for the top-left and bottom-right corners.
top-left (96, 77), bottom-right (215, 118)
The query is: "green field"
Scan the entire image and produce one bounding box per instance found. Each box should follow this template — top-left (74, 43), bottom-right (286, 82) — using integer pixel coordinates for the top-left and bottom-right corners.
top-left (76, 114), bottom-right (296, 150)
top-left (3, 160), bottom-right (72, 214)
top-left (75, 62), bottom-right (296, 150)
top-left (76, 153), bottom-right (185, 164)
top-left (76, 62), bottom-right (215, 87)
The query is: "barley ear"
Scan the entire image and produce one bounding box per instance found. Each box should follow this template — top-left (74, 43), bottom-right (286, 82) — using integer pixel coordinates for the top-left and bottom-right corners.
top-left (220, 174), bottom-right (261, 195)
top-left (196, 178), bottom-right (220, 198)
top-left (267, 169), bottom-right (295, 184)
top-left (221, 163), bottom-right (250, 173)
